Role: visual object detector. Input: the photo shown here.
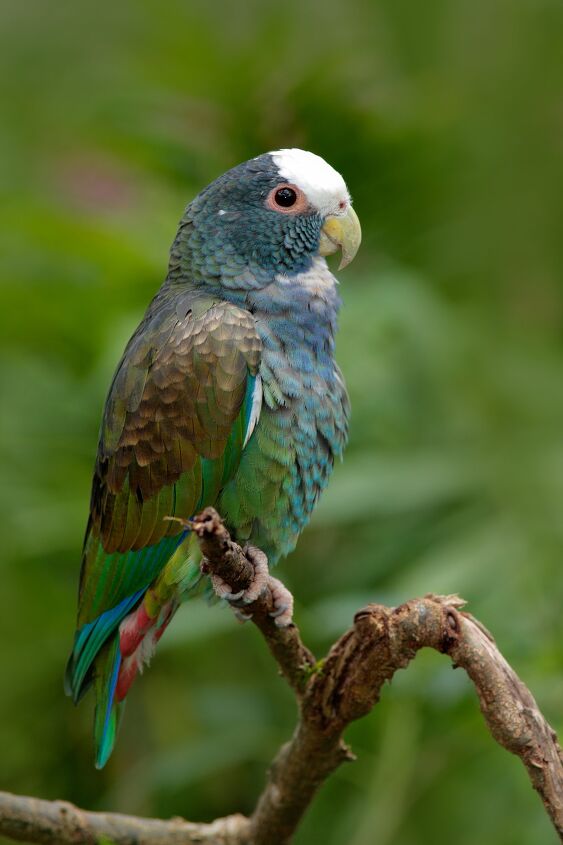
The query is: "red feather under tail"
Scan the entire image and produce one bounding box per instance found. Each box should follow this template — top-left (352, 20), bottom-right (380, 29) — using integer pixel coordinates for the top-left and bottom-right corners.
top-left (116, 600), bottom-right (177, 702)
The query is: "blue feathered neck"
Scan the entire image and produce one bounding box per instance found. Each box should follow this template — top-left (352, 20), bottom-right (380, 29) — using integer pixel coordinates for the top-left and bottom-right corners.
top-left (167, 155), bottom-right (324, 288)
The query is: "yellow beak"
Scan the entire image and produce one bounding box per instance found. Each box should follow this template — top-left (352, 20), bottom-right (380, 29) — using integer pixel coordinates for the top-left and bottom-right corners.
top-left (319, 205), bottom-right (362, 270)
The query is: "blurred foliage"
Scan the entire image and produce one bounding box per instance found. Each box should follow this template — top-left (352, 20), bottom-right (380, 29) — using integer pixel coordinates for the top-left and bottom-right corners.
top-left (1, 1), bottom-right (562, 843)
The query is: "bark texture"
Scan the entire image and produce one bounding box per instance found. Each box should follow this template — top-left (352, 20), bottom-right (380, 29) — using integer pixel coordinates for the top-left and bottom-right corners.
top-left (0, 792), bottom-right (248, 844)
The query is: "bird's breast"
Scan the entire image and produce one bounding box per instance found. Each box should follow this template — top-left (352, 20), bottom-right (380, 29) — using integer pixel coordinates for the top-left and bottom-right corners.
top-left (217, 258), bottom-right (349, 560)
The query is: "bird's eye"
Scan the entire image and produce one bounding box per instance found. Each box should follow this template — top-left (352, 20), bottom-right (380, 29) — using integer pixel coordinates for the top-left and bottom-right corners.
top-left (274, 187), bottom-right (297, 207)
top-left (266, 183), bottom-right (306, 214)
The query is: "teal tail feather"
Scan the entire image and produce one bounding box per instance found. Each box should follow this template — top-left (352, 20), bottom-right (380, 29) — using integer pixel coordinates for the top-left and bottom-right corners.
top-left (93, 636), bottom-right (124, 769)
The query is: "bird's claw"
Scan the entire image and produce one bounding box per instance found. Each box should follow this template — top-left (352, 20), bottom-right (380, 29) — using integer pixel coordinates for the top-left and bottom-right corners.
top-left (209, 575), bottom-right (245, 602)
top-left (267, 577), bottom-right (294, 628)
top-left (209, 545), bottom-right (269, 615)
top-left (238, 546), bottom-right (269, 603)
top-left (233, 607), bottom-right (253, 623)
top-left (209, 547), bottom-right (293, 627)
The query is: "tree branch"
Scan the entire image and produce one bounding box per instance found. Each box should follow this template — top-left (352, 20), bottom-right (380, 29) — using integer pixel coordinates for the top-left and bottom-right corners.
top-left (0, 791), bottom-right (248, 844)
top-left (191, 508), bottom-right (316, 697)
top-left (194, 510), bottom-right (563, 844)
top-left (1, 508), bottom-right (561, 845)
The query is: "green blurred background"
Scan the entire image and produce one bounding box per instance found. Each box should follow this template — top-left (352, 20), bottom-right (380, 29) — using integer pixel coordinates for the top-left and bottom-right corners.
top-left (1, 1), bottom-right (562, 843)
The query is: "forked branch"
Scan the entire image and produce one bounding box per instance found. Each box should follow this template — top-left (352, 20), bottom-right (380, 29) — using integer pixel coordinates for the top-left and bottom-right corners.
top-left (1, 507), bottom-right (561, 844)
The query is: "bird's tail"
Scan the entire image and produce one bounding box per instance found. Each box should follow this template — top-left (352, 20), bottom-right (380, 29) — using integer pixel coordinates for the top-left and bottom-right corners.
top-left (92, 595), bottom-right (181, 768)
top-left (68, 537), bottom-right (201, 768)
top-left (93, 635), bottom-right (125, 770)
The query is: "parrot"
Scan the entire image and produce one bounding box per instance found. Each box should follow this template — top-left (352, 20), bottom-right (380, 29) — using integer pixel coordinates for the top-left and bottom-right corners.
top-left (65, 148), bottom-right (361, 768)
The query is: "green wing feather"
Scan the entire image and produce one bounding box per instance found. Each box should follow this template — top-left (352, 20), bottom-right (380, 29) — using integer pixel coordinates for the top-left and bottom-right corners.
top-left (67, 288), bottom-right (262, 701)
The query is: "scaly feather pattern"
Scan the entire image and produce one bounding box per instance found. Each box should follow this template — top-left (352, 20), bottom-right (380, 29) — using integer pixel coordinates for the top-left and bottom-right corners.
top-left (66, 290), bottom-right (261, 764)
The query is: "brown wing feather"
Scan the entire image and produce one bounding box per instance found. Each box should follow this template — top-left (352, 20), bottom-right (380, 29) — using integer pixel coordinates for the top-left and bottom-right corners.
top-left (88, 289), bottom-right (261, 556)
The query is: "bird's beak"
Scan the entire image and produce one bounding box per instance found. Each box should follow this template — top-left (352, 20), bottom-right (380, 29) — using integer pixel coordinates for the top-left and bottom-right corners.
top-left (319, 205), bottom-right (362, 270)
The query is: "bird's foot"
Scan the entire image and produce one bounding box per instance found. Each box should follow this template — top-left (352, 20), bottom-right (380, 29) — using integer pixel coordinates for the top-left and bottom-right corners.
top-left (209, 545), bottom-right (269, 605)
top-left (267, 576), bottom-right (294, 628)
top-left (208, 545), bottom-right (294, 628)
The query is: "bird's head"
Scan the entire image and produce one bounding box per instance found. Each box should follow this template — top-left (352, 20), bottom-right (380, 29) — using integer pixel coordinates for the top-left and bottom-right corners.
top-left (170, 149), bottom-right (361, 289)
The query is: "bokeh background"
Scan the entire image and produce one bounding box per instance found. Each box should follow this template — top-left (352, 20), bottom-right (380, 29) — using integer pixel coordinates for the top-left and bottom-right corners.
top-left (1, 1), bottom-right (562, 843)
